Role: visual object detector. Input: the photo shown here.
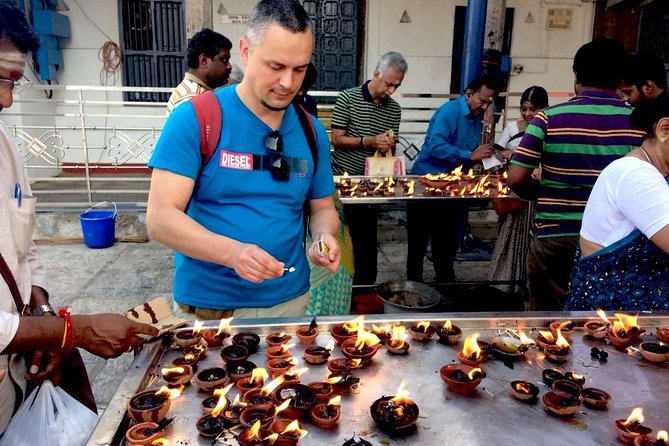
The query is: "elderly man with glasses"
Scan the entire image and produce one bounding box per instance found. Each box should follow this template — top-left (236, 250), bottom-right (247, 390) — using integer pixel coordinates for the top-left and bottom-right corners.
top-left (147, 0), bottom-right (340, 320)
top-left (407, 75), bottom-right (499, 287)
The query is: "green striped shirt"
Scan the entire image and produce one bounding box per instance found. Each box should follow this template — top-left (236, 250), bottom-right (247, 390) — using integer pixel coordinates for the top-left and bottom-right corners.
top-left (330, 82), bottom-right (401, 175)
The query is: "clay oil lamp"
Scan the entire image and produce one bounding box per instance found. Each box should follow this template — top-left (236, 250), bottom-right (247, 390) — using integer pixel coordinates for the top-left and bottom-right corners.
top-left (638, 342), bottom-right (669, 363)
top-left (327, 357), bottom-right (361, 374)
top-left (239, 407), bottom-right (274, 430)
top-left (244, 375), bottom-right (285, 411)
top-left (338, 172), bottom-right (352, 188)
top-left (542, 369), bottom-right (564, 387)
top-left (201, 383), bottom-right (233, 415)
top-left (174, 320), bottom-right (204, 348)
top-left (124, 418), bottom-right (173, 446)
top-left (440, 364), bottom-right (486, 395)
top-left (544, 330), bottom-right (571, 364)
top-left (386, 325), bottom-right (410, 355)
top-left (233, 332), bottom-right (262, 354)
top-left (458, 333), bottom-right (485, 366)
top-left (370, 380), bottom-right (420, 434)
top-left (227, 360), bottom-right (257, 381)
top-left (308, 377), bottom-right (337, 404)
top-left (331, 316), bottom-right (362, 345)
top-left (491, 336), bottom-right (527, 361)
top-left (266, 344), bottom-right (294, 361)
top-left (551, 379), bottom-right (582, 400)
top-left (127, 386), bottom-right (179, 423)
top-left (183, 342), bottom-right (207, 361)
top-left (275, 367), bottom-right (308, 383)
top-left (341, 326), bottom-right (381, 365)
top-left (296, 317), bottom-right (318, 345)
top-left (237, 367), bottom-right (269, 396)
top-left (635, 431), bottom-right (669, 446)
top-left (273, 382), bottom-right (317, 419)
top-left (221, 344), bottom-right (250, 363)
top-left (608, 313), bottom-right (644, 348)
top-left (171, 352), bottom-right (199, 370)
top-left (194, 366), bottom-right (228, 393)
top-left (266, 331), bottom-right (292, 347)
top-left (564, 371), bottom-right (586, 387)
top-left (542, 391), bottom-right (581, 417)
top-left (328, 371), bottom-right (360, 395)
top-left (517, 328), bottom-right (536, 349)
top-left (535, 329), bottom-right (556, 350)
top-left (269, 419), bottom-right (309, 446)
top-left (238, 420), bottom-right (279, 446)
top-left (202, 316), bottom-right (233, 347)
top-left (222, 394), bottom-right (247, 425)
top-left (267, 358), bottom-right (297, 376)
top-left (581, 387), bottom-right (612, 410)
top-left (615, 407), bottom-right (653, 445)
top-left (310, 395), bottom-right (342, 429)
top-left (657, 327), bottom-right (669, 343)
top-left (304, 340), bottom-right (335, 365)
top-left (372, 323), bottom-right (394, 345)
top-left (161, 365), bottom-right (193, 387)
top-left (436, 320), bottom-right (463, 345)
top-left (343, 432), bottom-right (372, 446)
top-left (584, 309), bottom-right (611, 339)
top-left (197, 386), bottom-right (233, 437)
top-left (550, 320), bottom-right (576, 339)
top-left (510, 381), bottom-right (540, 401)
top-left (408, 321), bottom-right (435, 343)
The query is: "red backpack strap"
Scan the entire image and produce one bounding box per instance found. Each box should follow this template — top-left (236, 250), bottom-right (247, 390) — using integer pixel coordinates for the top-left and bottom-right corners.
top-left (189, 90), bottom-right (222, 169)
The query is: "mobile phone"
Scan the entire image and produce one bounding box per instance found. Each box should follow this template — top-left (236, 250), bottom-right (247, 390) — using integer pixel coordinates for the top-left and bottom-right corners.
top-left (317, 239), bottom-right (330, 257)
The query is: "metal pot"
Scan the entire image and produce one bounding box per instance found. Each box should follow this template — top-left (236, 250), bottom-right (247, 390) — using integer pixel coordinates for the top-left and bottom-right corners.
top-left (376, 280), bottom-right (441, 314)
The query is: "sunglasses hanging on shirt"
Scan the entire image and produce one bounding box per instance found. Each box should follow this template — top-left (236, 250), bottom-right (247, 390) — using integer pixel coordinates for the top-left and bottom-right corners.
top-left (264, 131), bottom-right (290, 181)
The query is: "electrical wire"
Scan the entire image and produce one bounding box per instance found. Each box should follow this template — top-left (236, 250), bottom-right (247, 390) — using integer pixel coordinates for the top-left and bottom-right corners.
top-left (98, 40), bottom-right (121, 86)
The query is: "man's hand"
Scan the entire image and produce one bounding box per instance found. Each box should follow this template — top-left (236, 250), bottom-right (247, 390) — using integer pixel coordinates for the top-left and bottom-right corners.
top-left (26, 349), bottom-right (63, 385)
top-left (231, 243), bottom-right (284, 283)
top-left (470, 143), bottom-right (495, 161)
top-left (372, 132), bottom-right (396, 154)
top-left (307, 233), bottom-right (341, 273)
top-left (73, 315), bottom-right (159, 359)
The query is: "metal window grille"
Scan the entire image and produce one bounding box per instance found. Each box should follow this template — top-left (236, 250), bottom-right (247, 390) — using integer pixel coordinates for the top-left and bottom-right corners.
top-left (118, 0), bottom-right (186, 102)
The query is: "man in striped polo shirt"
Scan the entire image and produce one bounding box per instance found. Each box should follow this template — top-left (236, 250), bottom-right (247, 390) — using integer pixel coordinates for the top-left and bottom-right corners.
top-left (331, 51), bottom-right (407, 286)
top-left (166, 29), bottom-right (232, 114)
top-left (509, 38), bottom-right (646, 311)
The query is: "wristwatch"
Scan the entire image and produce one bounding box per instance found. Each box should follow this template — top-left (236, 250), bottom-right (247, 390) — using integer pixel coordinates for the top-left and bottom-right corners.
top-left (35, 304), bottom-right (57, 316)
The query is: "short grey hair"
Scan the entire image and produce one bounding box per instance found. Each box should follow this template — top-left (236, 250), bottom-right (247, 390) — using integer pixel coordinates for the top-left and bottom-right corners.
top-left (245, 0), bottom-right (314, 47)
top-left (376, 51), bottom-right (408, 76)
top-left (228, 64), bottom-right (244, 84)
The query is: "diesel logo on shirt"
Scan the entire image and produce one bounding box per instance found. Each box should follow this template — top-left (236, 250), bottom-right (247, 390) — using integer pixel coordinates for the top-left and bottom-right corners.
top-left (219, 150), bottom-right (253, 170)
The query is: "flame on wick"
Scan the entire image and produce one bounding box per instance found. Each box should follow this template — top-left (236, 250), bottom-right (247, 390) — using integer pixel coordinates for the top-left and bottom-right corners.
top-left (372, 323), bottom-right (392, 336)
top-left (250, 367), bottom-right (269, 386)
top-left (390, 380), bottom-right (411, 406)
top-left (325, 376), bottom-right (343, 385)
top-left (192, 320), bottom-right (204, 336)
top-left (282, 420), bottom-right (309, 439)
top-left (343, 316), bottom-right (363, 334)
top-left (279, 344), bottom-right (294, 354)
top-left (442, 320), bottom-right (453, 331)
top-left (151, 439), bottom-right (169, 446)
top-left (570, 372), bottom-right (583, 381)
top-left (467, 368), bottom-right (483, 380)
top-left (285, 367), bottom-right (309, 378)
top-left (596, 309), bottom-right (610, 324)
top-left (388, 325), bottom-right (407, 348)
top-left (556, 320), bottom-right (572, 331)
top-left (416, 321), bottom-right (430, 332)
top-left (623, 407), bottom-right (644, 427)
top-left (327, 395), bottom-right (342, 406)
top-left (614, 313), bottom-right (640, 333)
top-left (462, 333), bottom-right (481, 360)
top-left (407, 180), bottom-right (415, 195)
top-left (274, 398), bottom-right (292, 417)
top-left (232, 394), bottom-right (247, 408)
top-left (155, 385), bottom-right (184, 400)
top-left (351, 359), bottom-right (362, 368)
top-left (210, 383), bottom-right (233, 418)
top-left (183, 353), bottom-right (196, 363)
top-left (353, 326), bottom-right (380, 351)
top-left (555, 330), bottom-right (570, 349)
top-left (161, 366), bottom-right (185, 376)
top-left (247, 420), bottom-right (262, 440)
top-left (325, 340), bottom-right (335, 351)
top-left (539, 330), bottom-right (555, 343)
top-left (516, 382), bottom-right (531, 393)
top-left (517, 329), bottom-right (535, 346)
top-left (215, 317), bottom-right (233, 337)
top-left (260, 375), bottom-right (285, 397)
top-left (658, 431), bottom-right (668, 442)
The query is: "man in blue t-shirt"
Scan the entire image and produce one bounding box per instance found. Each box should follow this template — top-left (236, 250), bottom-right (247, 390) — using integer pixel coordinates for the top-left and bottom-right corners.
top-left (147, 0), bottom-right (340, 320)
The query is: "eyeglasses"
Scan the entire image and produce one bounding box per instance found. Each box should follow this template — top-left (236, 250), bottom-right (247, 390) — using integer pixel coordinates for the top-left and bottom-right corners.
top-left (264, 131), bottom-right (289, 181)
top-left (0, 77), bottom-right (32, 94)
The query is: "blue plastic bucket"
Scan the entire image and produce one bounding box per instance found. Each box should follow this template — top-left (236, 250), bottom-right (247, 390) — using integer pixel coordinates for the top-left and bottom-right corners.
top-left (79, 202), bottom-right (117, 249)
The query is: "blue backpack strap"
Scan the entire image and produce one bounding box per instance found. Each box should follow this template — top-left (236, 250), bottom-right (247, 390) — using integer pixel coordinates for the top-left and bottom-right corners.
top-left (189, 90), bottom-right (222, 170)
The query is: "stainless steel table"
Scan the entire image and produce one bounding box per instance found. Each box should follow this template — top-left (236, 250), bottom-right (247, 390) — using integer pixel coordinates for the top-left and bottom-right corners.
top-left (88, 312), bottom-right (669, 446)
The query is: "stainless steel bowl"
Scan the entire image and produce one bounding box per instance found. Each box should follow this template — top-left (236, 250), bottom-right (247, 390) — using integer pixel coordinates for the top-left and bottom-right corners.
top-left (376, 280), bottom-right (441, 313)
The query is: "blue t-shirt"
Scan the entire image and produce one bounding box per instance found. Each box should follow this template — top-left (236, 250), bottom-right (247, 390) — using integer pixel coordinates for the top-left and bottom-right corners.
top-left (148, 86), bottom-right (335, 309)
top-left (411, 96), bottom-right (482, 174)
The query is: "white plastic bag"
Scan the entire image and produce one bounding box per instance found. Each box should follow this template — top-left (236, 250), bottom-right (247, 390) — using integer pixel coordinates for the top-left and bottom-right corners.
top-left (0, 380), bottom-right (98, 446)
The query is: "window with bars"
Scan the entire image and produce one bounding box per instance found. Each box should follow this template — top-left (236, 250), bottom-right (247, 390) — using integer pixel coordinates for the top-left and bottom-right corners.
top-left (118, 0), bottom-right (187, 102)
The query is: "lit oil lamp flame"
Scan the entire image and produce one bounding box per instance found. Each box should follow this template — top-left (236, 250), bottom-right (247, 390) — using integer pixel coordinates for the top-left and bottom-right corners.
top-left (416, 321), bottom-right (430, 332)
top-left (503, 171), bottom-right (508, 179)
top-left (351, 359), bottom-right (362, 368)
top-left (556, 320), bottom-right (572, 331)
top-left (210, 383), bottom-right (233, 418)
top-left (151, 439), bottom-right (169, 446)
top-left (155, 385), bottom-right (184, 400)
top-left (407, 181), bottom-right (415, 195)
top-left (342, 171), bottom-right (349, 178)
top-left (626, 347), bottom-right (638, 357)
top-left (465, 168), bottom-right (475, 179)
top-left (517, 329), bottom-right (535, 346)
top-left (274, 398), bottom-right (292, 417)
top-left (183, 353), bottom-right (196, 363)
top-left (327, 396), bottom-right (342, 406)
top-left (373, 182), bottom-right (383, 193)
top-left (232, 393), bottom-right (247, 408)
top-left (161, 366), bottom-right (185, 377)
top-left (282, 420), bottom-right (309, 440)
top-left (658, 431), bottom-right (668, 442)
top-left (342, 316), bottom-right (363, 334)
top-left (285, 367), bottom-right (308, 379)
top-left (214, 317), bottom-right (233, 337)
top-left (388, 177), bottom-right (395, 186)
top-left (515, 382), bottom-right (531, 394)
top-left (467, 368), bottom-right (483, 380)
top-left (353, 327), bottom-right (381, 351)
top-left (538, 329), bottom-right (555, 343)
top-left (248, 420), bottom-right (262, 440)
top-left (596, 309), bottom-right (610, 324)
top-left (623, 407), bottom-right (644, 427)
top-left (388, 325), bottom-right (407, 348)
top-left (372, 323), bottom-right (392, 337)
top-left (570, 372), bottom-right (583, 381)
top-left (325, 375), bottom-right (343, 385)
top-left (192, 319), bottom-right (204, 336)
top-left (442, 320), bottom-right (453, 331)
top-left (325, 340), bottom-right (335, 351)
top-left (614, 313), bottom-right (640, 333)
top-left (555, 330), bottom-right (570, 349)
top-left (279, 344), bottom-right (294, 354)
top-left (462, 333), bottom-right (481, 360)
top-left (250, 367), bottom-right (269, 386)
top-left (260, 375), bottom-right (285, 397)
top-left (390, 380), bottom-right (411, 405)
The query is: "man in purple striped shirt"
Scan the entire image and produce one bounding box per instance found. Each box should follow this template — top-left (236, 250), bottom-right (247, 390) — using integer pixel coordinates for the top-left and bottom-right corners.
top-left (508, 38), bottom-right (645, 311)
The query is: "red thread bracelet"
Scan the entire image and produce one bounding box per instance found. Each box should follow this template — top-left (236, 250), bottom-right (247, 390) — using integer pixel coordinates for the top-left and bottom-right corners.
top-left (58, 307), bottom-right (75, 356)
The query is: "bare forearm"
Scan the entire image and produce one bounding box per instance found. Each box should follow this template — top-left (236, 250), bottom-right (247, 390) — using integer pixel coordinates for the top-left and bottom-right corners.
top-left (309, 206), bottom-right (339, 240)
top-left (333, 133), bottom-right (368, 151)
